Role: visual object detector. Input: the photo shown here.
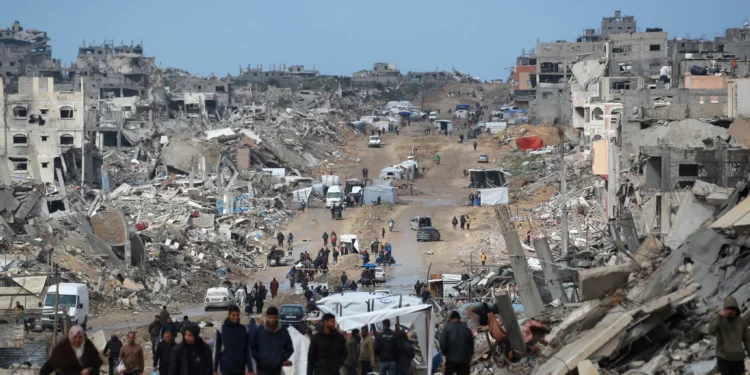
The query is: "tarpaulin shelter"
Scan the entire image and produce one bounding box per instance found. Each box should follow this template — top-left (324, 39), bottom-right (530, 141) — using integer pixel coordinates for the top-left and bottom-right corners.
top-left (335, 305), bottom-right (436, 375)
top-left (363, 185), bottom-right (397, 205)
top-left (478, 187), bottom-right (509, 205)
top-left (317, 292), bottom-right (423, 316)
top-left (291, 187), bottom-right (313, 203)
top-left (516, 136), bottom-right (544, 151)
top-left (379, 167), bottom-right (405, 180)
top-left (468, 169), bottom-right (509, 188)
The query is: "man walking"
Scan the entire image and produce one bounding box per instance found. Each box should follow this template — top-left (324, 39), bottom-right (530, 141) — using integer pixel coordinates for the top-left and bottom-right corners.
top-left (466, 217), bottom-right (471, 230)
top-left (147, 316), bottom-right (161, 355)
top-left (277, 232), bottom-right (285, 247)
top-left (153, 330), bottom-right (175, 375)
top-left (322, 232), bottom-right (329, 247)
top-left (214, 306), bottom-right (250, 375)
top-left (251, 307), bottom-right (294, 375)
top-left (171, 324), bottom-right (213, 375)
top-left (709, 296), bottom-right (750, 375)
top-left (103, 334), bottom-right (122, 375)
top-left (381, 228), bottom-right (385, 239)
top-left (375, 319), bottom-right (398, 375)
top-left (159, 306), bottom-right (170, 327)
top-left (308, 313), bottom-right (347, 375)
top-left (346, 328), bottom-right (362, 375)
top-left (360, 326), bottom-right (375, 375)
top-left (481, 252), bottom-right (486, 266)
top-left (459, 216), bottom-right (466, 230)
top-left (270, 278), bottom-right (279, 299)
top-left (439, 312), bottom-right (474, 375)
top-left (256, 284), bottom-right (266, 314)
top-left (452, 217), bottom-right (458, 230)
top-left (473, 141), bottom-right (477, 151)
top-left (161, 316), bottom-right (177, 339)
top-left (118, 332), bottom-right (144, 375)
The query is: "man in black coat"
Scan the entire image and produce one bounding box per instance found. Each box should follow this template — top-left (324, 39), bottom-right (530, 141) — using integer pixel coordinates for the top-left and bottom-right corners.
top-left (250, 307), bottom-right (294, 375)
top-left (153, 330), bottom-right (175, 375)
top-left (439, 312), bottom-right (474, 375)
top-left (169, 324), bottom-right (213, 375)
top-left (103, 334), bottom-right (122, 375)
top-left (375, 319), bottom-right (398, 375)
top-left (308, 313), bottom-right (346, 375)
top-left (213, 306), bottom-right (250, 375)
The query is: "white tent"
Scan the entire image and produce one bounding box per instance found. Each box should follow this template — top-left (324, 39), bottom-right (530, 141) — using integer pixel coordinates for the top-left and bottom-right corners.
top-left (284, 327), bottom-right (310, 375)
top-left (379, 167), bottom-right (404, 180)
top-left (338, 234), bottom-right (360, 253)
top-left (291, 187), bottom-right (313, 203)
top-left (336, 305), bottom-right (436, 374)
top-left (478, 187), bottom-right (509, 205)
top-left (317, 292), bottom-right (423, 316)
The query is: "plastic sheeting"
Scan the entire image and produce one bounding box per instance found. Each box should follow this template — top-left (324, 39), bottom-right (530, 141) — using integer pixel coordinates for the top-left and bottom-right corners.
top-left (321, 175), bottom-right (341, 187)
top-left (291, 187), bottom-right (313, 203)
top-left (478, 187), bottom-right (509, 205)
top-left (379, 167), bottom-right (405, 180)
top-left (284, 327), bottom-right (310, 375)
top-left (516, 136), bottom-right (544, 151)
top-left (317, 292), bottom-right (423, 316)
top-left (363, 185), bottom-right (397, 205)
top-left (335, 305), bottom-right (435, 375)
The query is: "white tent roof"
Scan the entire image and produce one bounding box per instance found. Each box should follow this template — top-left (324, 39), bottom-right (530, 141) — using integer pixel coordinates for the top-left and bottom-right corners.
top-left (478, 187), bottom-right (509, 205)
top-left (317, 292), bottom-right (423, 316)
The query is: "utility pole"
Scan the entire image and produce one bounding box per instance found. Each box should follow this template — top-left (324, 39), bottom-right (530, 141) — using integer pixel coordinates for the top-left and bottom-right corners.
top-left (52, 268), bottom-right (60, 343)
top-left (559, 125), bottom-right (569, 256)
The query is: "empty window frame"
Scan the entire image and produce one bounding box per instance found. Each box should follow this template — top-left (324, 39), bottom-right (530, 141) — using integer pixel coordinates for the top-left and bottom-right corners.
top-left (649, 44), bottom-right (661, 51)
top-left (60, 106), bottom-right (74, 119)
top-left (13, 106), bottom-right (28, 118)
top-left (12, 134), bottom-right (27, 145)
top-left (9, 157), bottom-right (28, 171)
top-left (60, 134), bottom-right (75, 145)
top-left (678, 164), bottom-right (699, 177)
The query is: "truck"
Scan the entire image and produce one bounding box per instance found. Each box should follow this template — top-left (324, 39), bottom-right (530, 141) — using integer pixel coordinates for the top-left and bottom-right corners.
top-left (40, 283), bottom-right (90, 330)
top-left (326, 185), bottom-right (344, 208)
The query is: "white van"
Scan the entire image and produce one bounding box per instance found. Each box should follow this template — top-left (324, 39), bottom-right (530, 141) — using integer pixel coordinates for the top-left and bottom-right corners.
top-left (326, 185), bottom-right (343, 208)
top-left (41, 283), bottom-right (90, 329)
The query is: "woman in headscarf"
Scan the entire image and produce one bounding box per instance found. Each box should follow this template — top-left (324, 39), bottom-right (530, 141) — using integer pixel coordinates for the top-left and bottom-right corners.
top-left (40, 325), bottom-right (102, 375)
top-left (169, 323), bottom-right (213, 375)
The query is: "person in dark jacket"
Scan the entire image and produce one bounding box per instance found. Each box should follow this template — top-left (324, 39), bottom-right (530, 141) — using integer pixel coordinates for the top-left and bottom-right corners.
top-left (148, 316), bottom-right (161, 355)
top-left (154, 330), bottom-right (176, 375)
top-left (308, 313), bottom-right (347, 375)
top-left (103, 334), bottom-right (122, 375)
top-left (160, 306), bottom-right (171, 327)
top-left (214, 306), bottom-right (250, 375)
top-left (41, 325), bottom-right (103, 375)
top-left (438, 312), bottom-right (474, 375)
top-left (169, 323), bottom-right (213, 375)
top-left (395, 331), bottom-right (414, 375)
top-left (250, 307), bottom-right (294, 375)
top-left (375, 319), bottom-right (398, 375)
top-left (161, 316), bottom-right (178, 339)
top-left (345, 329), bottom-right (361, 375)
top-left (709, 295), bottom-right (750, 375)
top-left (180, 316), bottom-right (192, 339)
top-left (322, 232), bottom-right (329, 247)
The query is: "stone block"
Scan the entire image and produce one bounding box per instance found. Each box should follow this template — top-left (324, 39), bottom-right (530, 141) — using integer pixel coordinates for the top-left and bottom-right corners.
top-left (579, 264), bottom-right (633, 301)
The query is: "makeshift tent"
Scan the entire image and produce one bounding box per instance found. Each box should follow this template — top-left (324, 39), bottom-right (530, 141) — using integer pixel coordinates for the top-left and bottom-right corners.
top-left (363, 185), bottom-right (397, 204)
top-left (335, 305), bottom-right (436, 375)
top-left (478, 187), bottom-right (509, 205)
top-left (468, 169), bottom-right (508, 188)
top-left (338, 234), bottom-right (360, 253)
top-left (284, 327), bottom-right (310, 375)
top-left (291, 187), bottom-right (313, 203)
top-left (321, 175), bottom-right (341, 187)
top-left (516, 136), bottom-right (544, 151)
top-left (317, 292), bottom-right (423, 316)
top-left (484, 122), bottom-right (508, 134)
top-left (379, 167), bottom-right (405, 180)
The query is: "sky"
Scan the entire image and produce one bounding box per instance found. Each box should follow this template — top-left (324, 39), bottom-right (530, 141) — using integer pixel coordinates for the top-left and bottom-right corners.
top-left (4, 0), bottom-right (750, 80)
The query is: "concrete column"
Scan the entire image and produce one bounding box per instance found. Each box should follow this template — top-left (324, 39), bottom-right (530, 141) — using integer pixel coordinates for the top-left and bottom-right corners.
top-left (533, 237), bottom-right (566, 302)
top-left (503, 229), bottom-right (545, 318)
top-left (494, 290), bottom-right (526, 356)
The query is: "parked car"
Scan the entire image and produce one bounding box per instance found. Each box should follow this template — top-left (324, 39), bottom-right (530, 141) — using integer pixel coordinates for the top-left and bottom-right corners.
top-left (410, 216), bottom-right (432, 230)
top-left (477, 154), bottom-right (489, 163)
top-left (374, 267), bottom-right (387, 284)
top-left (204, 287), bottom-right (235, 311)
top-left (280, 304), bottom-right (306, 331)
top-left (417, 227), bottom-right (441, 242)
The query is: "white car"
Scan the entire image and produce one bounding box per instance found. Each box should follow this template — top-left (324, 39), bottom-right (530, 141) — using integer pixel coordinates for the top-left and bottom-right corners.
top-left (374, 267), bottom-right (386, 284)
top-left (429, 111), bottom-right (438, 121)
top-left (368, 136), bottom-right (381, 148)
top-left (477, 154), bottom-right (489, 163)
top-left (204, 287), bottom-right (235, 311)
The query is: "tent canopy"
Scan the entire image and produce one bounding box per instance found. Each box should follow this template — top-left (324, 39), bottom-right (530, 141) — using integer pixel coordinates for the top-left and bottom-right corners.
top-left (479, 187), bottom-right (509, 205)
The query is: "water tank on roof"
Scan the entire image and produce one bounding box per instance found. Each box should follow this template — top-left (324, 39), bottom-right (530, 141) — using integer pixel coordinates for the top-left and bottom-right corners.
top-left (690, 66), bottom-right (708, 76)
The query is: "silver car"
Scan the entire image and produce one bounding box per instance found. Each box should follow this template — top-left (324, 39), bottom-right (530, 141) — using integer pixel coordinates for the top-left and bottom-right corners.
top-left (204, 287), bottom-right (235, 311)
top-left (477, 154), bottom-right (489, 163)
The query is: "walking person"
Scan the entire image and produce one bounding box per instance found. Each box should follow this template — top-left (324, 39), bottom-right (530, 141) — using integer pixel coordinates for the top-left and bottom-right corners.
top-left (452, 217), bottom-right (458, 230)
top-left (40, 326), bottom-right (102, 375)
top-left (395, 331), bottom-right (415, 375)
top-left (161, 316), bottom-right (178, 339)
top-left (439, 312), bottom-right (474, 375)
top-left (160, 306), bottom-right (170, 327)
top-left (270, 278), bottom-right (279, 299)
top-left (119, 332), bottom-right (145, 375)
top-left (709, 296), bottom-right (750, 375)
top-left (360, 326), bottom-right (375, 375)
top-left (308, 313), bottom-right (347, 375)
top-left (346, 329), bottom-right (362, 375)
top-left (473, 141), bottom-right (477, 151)
top-left (148, 315), bottom-right (161, 355)
top-left (103, 334), bottom-right (122, 375)
top-left (459, 216), bottom-right (466, 230)
top-left (481, 252), bottom-right (486, 266)
top-left (466, 217), bottom-right (471, 231)
top-left (250, 307), bottom-right (294, 375)
top-left (170, 324), bottom-right (213, 375)
top-left (322, 232), bottom-right (329, 247)
top-left (331, 232), bottom-right (338, 248)
top-left (154, 330), bottom-right (175, 375)
top-left (256, 284), bottom-right (266, 314)
top-left (333, 248), bottom-right (339, 264)
top-left (214, 306), bottom-right (250, 375)
top-left (381, 227), bottom-right (386, 239)
top-left (277, 232), bottom-right (285, 247)
top-left (375, 319), bottom-right (398, 375)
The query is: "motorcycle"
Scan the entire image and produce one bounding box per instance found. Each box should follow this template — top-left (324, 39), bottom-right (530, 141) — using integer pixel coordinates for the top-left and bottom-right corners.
top-left (436, 159), bottom-right (440, 165)
top-left (388, 220), bottom-right (394, 232)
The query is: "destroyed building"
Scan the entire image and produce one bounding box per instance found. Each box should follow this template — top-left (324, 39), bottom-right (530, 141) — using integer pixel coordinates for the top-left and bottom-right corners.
top-left (352, 62), bottom-right (401, 86)
top-left (0, 77), bottom-right (85, 184)
top-left (238, 64), bottom-right (319, 86)
top-left (0, 21), bottom-right (62, 94)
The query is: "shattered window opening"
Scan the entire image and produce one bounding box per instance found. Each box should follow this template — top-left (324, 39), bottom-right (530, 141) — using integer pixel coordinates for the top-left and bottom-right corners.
top-left (649, 44), bottom-right (661, 51)
top-left (678, 164), bottom-right (699, 177)
top-left (12, 134), bottom-right (27, 145)
top-left (9, 157), bottom-right (28, 171)
top-left (60, 134), bottom-right (75, 145)
top-left (13, 106), bottom-right (28, 118)
top-left (592, 107), bottom-right (604, 121)
top-left (60, 106), bottom-right (74, 119)
top-left (41, 136), bottom-right (48, 141)
top-left (41, 162), bottom-right (49, 168)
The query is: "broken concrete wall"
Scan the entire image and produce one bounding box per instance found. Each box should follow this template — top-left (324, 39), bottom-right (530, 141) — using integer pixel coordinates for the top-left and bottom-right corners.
top-left (578, 264), bottom-right (634, 301)
top-left (632, 119), bottom-right (733, 151)
top-left (161, 133), bottom-right (222, 173)
top-left (663, 192), bottom-right (715, 250)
